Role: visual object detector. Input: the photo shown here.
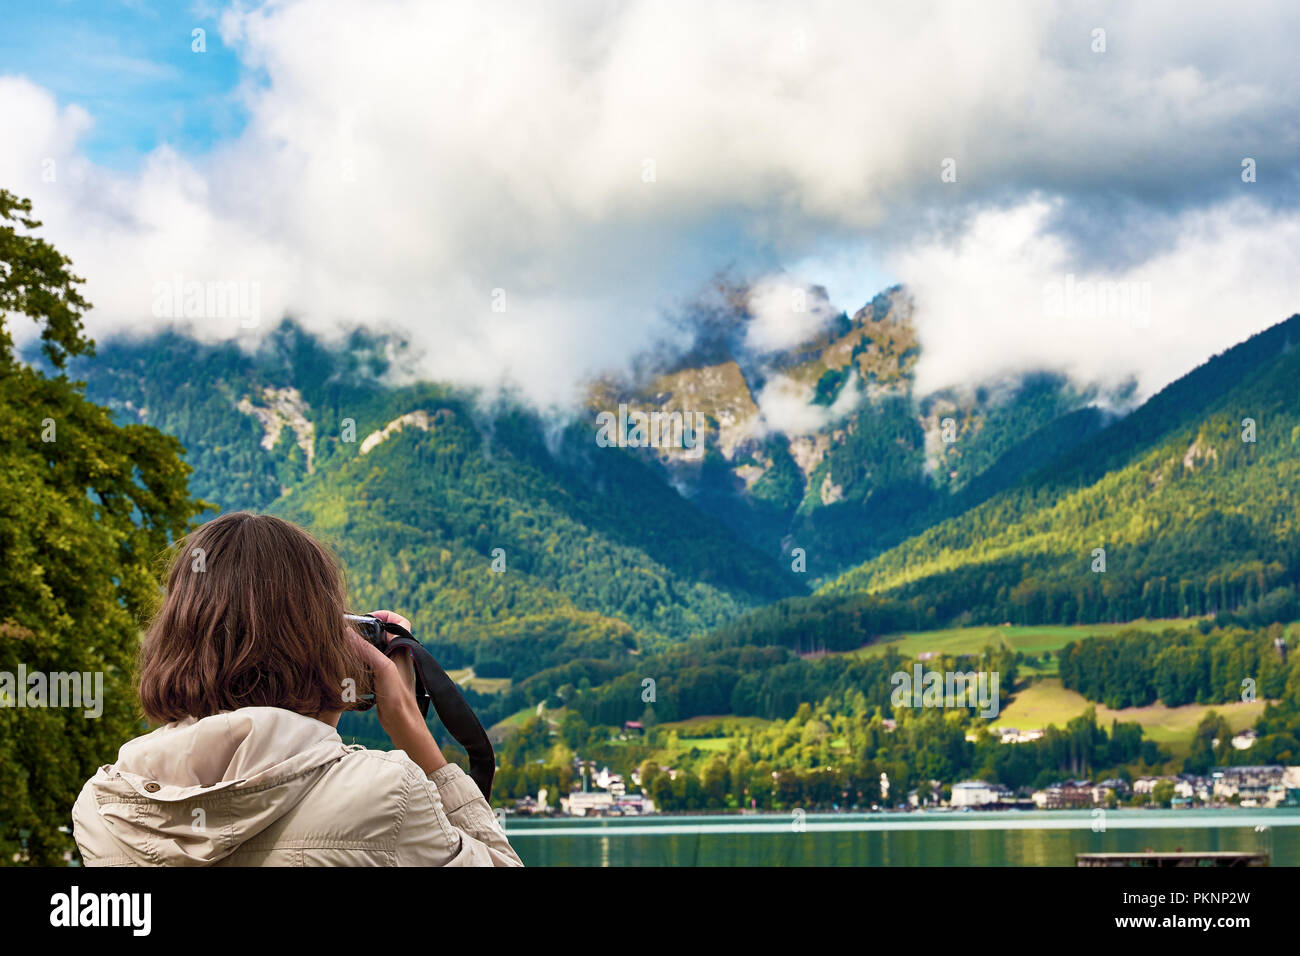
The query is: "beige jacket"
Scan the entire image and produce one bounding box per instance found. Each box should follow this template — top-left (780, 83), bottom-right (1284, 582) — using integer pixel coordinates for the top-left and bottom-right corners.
top-left (72, 706), bottom-right (522, 867)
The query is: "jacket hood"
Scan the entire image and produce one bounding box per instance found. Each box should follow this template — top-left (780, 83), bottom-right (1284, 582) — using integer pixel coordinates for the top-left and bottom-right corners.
top-left (80, 707), bottom-right (352, 865)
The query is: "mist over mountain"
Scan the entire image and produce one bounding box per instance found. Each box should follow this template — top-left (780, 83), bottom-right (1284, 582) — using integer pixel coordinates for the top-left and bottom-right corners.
top-left (65, 277), bottom-right (1136, 611)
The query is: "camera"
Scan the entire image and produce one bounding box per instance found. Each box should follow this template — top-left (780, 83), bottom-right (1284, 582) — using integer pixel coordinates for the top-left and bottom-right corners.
top-left (345, 613), bottom-right (388, 650)
top-left (343, 612), bottom-right (495, 799)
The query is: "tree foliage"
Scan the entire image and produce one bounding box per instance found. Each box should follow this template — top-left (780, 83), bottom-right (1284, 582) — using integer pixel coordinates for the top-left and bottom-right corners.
top-left (0, 190), bottom-right (201, 864)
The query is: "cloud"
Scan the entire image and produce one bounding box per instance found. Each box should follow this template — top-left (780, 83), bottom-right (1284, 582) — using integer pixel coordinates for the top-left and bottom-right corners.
top-left (743, 279), bottom-right (837, 355)
top-left (891, 197), bottom-right (1300, 398)
top-left (2, 0), bottom-right (1299, 407)
top-left (755, 369), bottom-right (861, 437)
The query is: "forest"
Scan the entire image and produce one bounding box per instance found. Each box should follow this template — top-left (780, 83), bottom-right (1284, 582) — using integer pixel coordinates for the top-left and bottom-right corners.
top-left (826, 314), bottom-right (1300, 627)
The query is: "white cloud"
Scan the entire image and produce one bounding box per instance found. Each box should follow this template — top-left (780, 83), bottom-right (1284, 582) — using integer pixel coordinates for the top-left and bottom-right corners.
top-left (755, 369), bottom-right (861, 437)
top-left (893, 198), bottom-right (1300, 399)
top-left (2, 0), bottom-right (1299, 407)
top-left (743, 279), bottom-right (837, 355)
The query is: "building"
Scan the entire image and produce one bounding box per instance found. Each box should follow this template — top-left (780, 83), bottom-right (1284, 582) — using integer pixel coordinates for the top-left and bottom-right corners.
top-left (1174, 775), bottom-right (1212, 802)
top-left (1283, 767), bottom-right (1300, 807)
top-left (950, 781), bottom-right (1007, 807)
top-left (593, 766), bottom-right (626, 796)
top-left (613, 793), bottom-right (655, 815)
top-left (1231, 729), bottom-right (1258, 750)
top-left (562, 790), bottom-right (615, 816)
top-left (907, 780), bottom-right (945, 807)
top-left (513, 795), bottom-right (543, 815)
top-left (1132, 775), bottom-right (1166, 795)
top-left (995, 727), bottom-right (1044, 744)
top-left (1035, 780), bottom-right (1094, 809)
top-left (1212, 766), bottom-right (1286, 806)
top-left (1093, 779), bottom-right (1131, 804)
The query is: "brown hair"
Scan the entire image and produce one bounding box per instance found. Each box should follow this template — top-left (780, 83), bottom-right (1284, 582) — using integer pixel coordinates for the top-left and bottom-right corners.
top-left (138, 511), bottom-right (371, 723)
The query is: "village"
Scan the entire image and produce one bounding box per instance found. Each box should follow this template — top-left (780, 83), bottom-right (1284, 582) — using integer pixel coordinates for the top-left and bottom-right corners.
top-left (506, 752), bottom-right (1300, 818)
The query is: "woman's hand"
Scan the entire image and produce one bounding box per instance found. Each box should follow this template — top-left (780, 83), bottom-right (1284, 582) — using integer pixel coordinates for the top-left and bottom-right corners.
top-left (348, 609), bottom-right (447, 774)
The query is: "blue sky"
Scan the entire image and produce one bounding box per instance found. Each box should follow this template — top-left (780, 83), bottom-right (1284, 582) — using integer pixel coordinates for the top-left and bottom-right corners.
top-left (0, 0), bottom-right (246, 167)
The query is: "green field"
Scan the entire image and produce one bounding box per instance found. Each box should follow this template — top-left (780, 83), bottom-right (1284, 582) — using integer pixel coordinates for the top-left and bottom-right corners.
top-left (655, 715), bottom-right (772, 735)
top-left (447, 667), bottom-right (512, 694)
top-left (991, 677), bottom-right (1268, 757)
top-left (485, 622), bottom-right (1267, 760)
top-left (847, 619), bottom-right (1202, 675)
top-left (488, 703), bottom-right (568, 742)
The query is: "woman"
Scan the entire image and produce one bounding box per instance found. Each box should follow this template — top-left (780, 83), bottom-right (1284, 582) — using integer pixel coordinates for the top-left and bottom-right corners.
top-left (72, 511), bottom-right (522, 866)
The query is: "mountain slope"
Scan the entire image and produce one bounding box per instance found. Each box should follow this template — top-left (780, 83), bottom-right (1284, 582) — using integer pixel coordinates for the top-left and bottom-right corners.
top-left (66, 324), bottom-right (803, 661)
top-left (823, 313), bottom-right (1300, 625)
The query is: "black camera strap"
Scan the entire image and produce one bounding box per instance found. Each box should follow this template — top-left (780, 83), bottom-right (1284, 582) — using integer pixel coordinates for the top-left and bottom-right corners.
top-left (373, 620), bottom-right (496, 801)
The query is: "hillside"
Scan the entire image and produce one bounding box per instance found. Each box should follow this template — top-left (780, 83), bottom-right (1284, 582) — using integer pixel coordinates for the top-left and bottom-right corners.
top-left (823, 313), bottom-right (1300, 626)
top-left (65, 283), bottom-right (1116, 653)
top-left (67, 323), bottom-right (803, 663)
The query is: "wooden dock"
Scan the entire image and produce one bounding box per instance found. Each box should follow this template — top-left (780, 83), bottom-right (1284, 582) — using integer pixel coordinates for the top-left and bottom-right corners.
top-left (1076, 851), bottom-right (1269, 867)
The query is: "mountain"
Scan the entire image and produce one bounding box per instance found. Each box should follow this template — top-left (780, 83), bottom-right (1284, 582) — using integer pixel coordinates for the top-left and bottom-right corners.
top-left (823, 313), bottom-right (1300, 626)
top-left (67, 323), bottom-right (802, 671)
top-left (587, 285), bottom-right (1108, 578)
top-left (59, 284), bottom-right (1126, 661)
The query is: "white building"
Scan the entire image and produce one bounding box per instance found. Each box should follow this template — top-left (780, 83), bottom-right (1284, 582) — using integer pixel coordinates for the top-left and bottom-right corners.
top-left (1133, 775), bottom-right (1173, 795)
top-left (562, 791), bottom-right (614, 816)
top-left (594, 766), bottom-right (626, 796)
top-left (995, 727), bottom-right (1044, 744)
top-left (1231, 729), bottom-right (1258, 750)
top-left (614, 793), bottom-right (656, 815)
top-left (950, 781), bottom-right (1005, 807)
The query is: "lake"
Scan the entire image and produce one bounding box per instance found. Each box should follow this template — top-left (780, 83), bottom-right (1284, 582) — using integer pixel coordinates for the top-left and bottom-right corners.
top-left (504, 808), bottom-right (1300, 866)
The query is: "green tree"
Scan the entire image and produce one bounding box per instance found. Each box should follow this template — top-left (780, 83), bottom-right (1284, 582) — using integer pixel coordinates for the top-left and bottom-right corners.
top-left (0, 190), bottom-right (201, 864)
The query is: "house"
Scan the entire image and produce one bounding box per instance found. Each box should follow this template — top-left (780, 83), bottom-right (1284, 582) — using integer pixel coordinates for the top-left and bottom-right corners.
top-left (1132, 776), bottom-right (1165, 795)
top-left (594, 766), bottom-right (626, 795)
top-left (996, 727), bottom-right (1044, 744)
top-left (1093, 779), bottom-right (1130, 804)
top-left (562, 791), bottom-right (615, 816)
top-left (1174, 775), bottom-right (1212, 803)
top-left (950, 781), bottom-right (1007, 807)
top-left (1212, 766), bottom-right (1286, 805)
top-left (1231, 729), bottom-right (1258, 750)
top-left (907, 781), bottom-right (945, 807)
top-left (1283, 767), bottom-right (1300, 807)
top-left (514, 795), bottom-right (547, 815)
top-left (613, 793), bottom-right (656, 815)
top-left (622, 720), bottom-right (644, 735)
top-left (1036, 780), bottom-right (1093, 809)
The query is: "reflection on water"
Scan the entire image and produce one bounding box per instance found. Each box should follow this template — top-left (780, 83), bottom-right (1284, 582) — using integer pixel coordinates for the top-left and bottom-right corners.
top-left (505, 809), bottom-right (1300, 867)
